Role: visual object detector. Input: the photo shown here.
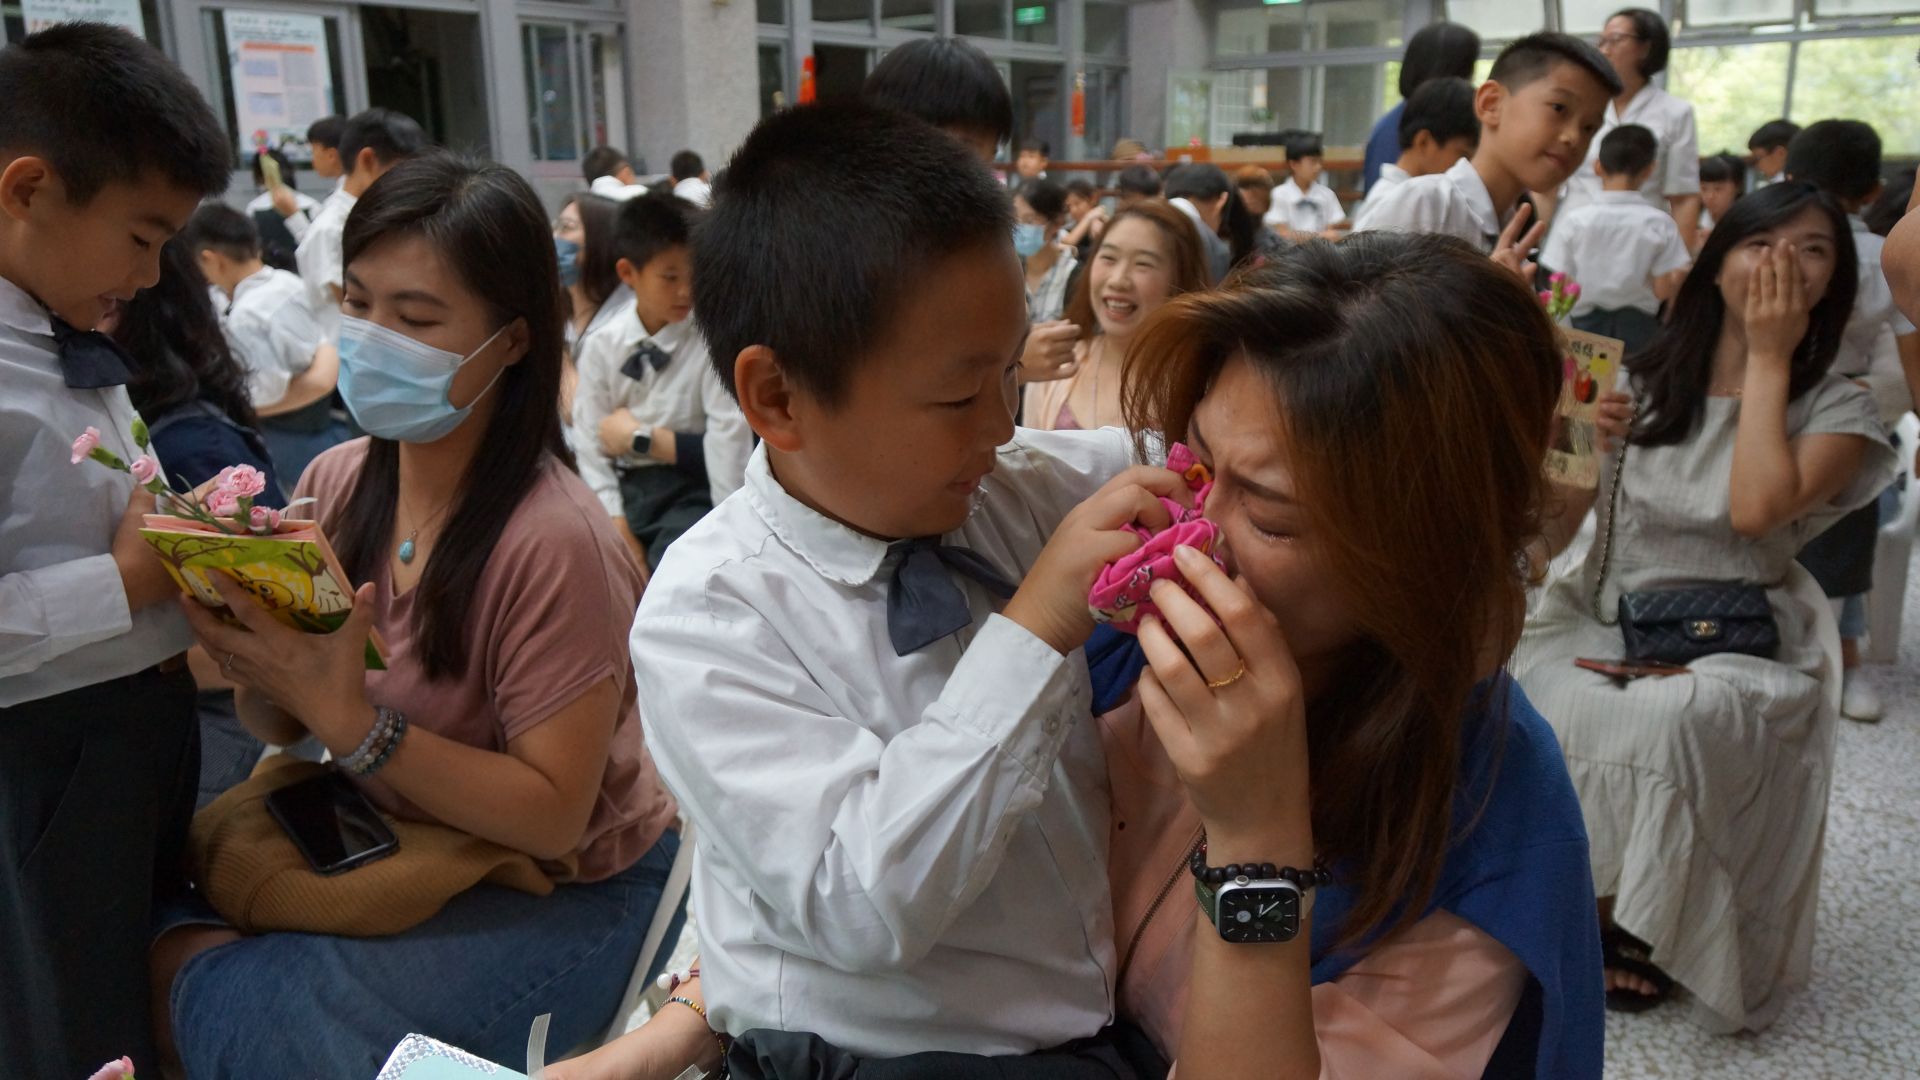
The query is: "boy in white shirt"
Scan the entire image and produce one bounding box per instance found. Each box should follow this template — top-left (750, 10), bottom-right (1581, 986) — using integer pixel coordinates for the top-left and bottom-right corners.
top-left (573, 192), bottom-right (750, 569)
top-left (630, 101), bottom-right (1180, 1062)
top-left (294, 106), bottom-right (424, 343)
top-left (1538, 124), bottom-right (1690, 354)
top-left (1357, 32), bottom-right (1618, 255)
top-left (669, 149), bottom-right (712, 207)
top-left (1265, 133), bottom-right (1347, 241)
top-left (1352, 77), bottom-right (1479, 232)
top-left (1745, 119), bottom-right (1799, 190)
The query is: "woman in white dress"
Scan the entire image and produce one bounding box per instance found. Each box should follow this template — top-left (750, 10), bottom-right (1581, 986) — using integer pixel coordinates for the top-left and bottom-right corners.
top-left (1516, 182), bottom-right (1896, 1032)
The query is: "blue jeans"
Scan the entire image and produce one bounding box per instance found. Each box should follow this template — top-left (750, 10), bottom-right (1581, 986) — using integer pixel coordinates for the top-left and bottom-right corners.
top-left (169, 829), bottom-right (686, 1078)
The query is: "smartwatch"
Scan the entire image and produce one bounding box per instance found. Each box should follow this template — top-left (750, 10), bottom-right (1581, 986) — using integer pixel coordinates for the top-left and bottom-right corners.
top-left (1196, 874), bottom-right (1309, 944)
top-left (630, 429), bottom-right (652, 457)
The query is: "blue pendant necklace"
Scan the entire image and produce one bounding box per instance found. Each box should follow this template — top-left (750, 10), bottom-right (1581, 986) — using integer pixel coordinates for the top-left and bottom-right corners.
top-left (397, 496), bottom-right (457, 565)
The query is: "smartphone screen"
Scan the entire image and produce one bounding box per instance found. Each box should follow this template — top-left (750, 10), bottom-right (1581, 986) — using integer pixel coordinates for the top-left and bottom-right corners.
top-left (266, 771), bottom-right (398, 875)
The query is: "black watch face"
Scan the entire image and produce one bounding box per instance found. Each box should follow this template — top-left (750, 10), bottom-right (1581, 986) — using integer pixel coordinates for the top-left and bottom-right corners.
top-left (1218, 885), bottom-right (1301, 943)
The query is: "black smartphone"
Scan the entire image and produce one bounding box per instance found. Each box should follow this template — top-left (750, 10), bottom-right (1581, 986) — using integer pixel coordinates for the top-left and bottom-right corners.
top-left (265, 770), bottom-right (400, 876)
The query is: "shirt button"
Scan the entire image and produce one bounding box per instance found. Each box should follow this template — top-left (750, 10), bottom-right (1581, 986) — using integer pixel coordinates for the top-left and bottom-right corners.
top-left (1044, 717), bottom-right (1060, 734)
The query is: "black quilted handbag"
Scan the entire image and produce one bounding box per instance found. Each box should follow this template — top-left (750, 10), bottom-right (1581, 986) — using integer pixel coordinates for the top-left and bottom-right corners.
top-left (1590, 417), bottom-right (1781, 666)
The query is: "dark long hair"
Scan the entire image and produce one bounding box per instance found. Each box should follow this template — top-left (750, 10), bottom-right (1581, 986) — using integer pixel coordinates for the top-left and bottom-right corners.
top-left (567, 190), bottom-right (622, 313)
top-left (113, 236), bottom-right (259, 432)
top-left (1164, 162), bottom-right (1258, 273)
top-left (1123, 233), bottom-right (1561, 947)
top-left (1629, 182), bottom-right (1858, 447)
top-left (333, 152), bottom-right (570, 681)
top-left (1399, 21), bottom-right (1481, 97)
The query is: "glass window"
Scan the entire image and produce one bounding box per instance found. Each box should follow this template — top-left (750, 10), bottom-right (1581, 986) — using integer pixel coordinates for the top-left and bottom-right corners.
top-left (759, 42), bottom-right (788, 117)
top-left (813, 0), bottom-right (873, 29)
top-left (1444, 0), bottom-right (1547, 41)
top-left (1558, 0), bottom-right (1620, 34)
top-left (1086, 2), bottom-right (1128, 56)
top-left (1205, 68), bottom-right (1308, 146)
top-left (1681, 0), bottom-right (1795, 26)
top-left (1082, 67), bottom-right (1128, 160)
top-left (1013, 0), bottom-right (1057, 44)
top-left (1813, 0), bottom-right (1920, 13)
top-left (1667, 43), bottom-right (1790, 155)
top-left (7, 0), bottom-right (163, 45)
top-left (1011, 61), bottom-right (1063, 150)
top-left (1792, 35), bottom-right (1920, 156)
top-left (759, 0), bottom-right (787, 25)
top-left (199, 7), bottom-right (350, 167)
top-left (1215, 5), bottom-right (1309, 57)
top-left (1316, 0), bottom-right (1401, 49)
top-left (579, 26), bottom-right (625, 154)
top-left (882, 0), bottom-right (936, 30)
top-left (814, 43), bottom-right (872, 100)
top-left (524, 24), bottom-right (578, 162)
top-left (957, 0), bottom-right (1007, 38)
top-left (1323, 63), bottom-right (1381, 147)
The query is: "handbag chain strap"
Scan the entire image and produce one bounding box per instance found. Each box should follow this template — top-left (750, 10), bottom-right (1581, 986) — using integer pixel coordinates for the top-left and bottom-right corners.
top-left (1588, 401), bottom-right (1638, 626)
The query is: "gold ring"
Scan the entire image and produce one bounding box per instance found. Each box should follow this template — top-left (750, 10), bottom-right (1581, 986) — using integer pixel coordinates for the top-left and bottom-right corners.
top-left (1207, 662), bottom-right (1248, 690)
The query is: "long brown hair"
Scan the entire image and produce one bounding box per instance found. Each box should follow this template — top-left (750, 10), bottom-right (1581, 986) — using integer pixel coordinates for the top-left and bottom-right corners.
top-left (1122, 233), bottom-right (1562, 945)
top-left (1063, 200), bottom-right (1211, 342)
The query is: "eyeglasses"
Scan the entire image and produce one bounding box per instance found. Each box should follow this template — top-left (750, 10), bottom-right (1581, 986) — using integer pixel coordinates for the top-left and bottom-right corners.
top-left (1597, 31), bottom-right (1643, 48)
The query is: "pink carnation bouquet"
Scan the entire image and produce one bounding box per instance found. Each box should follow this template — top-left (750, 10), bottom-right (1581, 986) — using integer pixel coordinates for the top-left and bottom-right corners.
top-left (72, 422), bottom-right (304, 536)
top-left (1086, 442), bottom-right (1228, 634)
top-left (1537, 272), bottom-right (1581, 324)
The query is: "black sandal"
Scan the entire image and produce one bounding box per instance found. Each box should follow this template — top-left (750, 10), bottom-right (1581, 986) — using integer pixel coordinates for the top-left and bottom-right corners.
top-left (1602, 925), bottom-right (1674, 1013)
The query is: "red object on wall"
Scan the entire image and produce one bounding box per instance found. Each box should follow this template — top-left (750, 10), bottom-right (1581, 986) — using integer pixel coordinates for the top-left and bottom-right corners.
top-left (799, 55), bottom-right (817, 105)
top-left (1071, 72), bottom-right (1086, 138)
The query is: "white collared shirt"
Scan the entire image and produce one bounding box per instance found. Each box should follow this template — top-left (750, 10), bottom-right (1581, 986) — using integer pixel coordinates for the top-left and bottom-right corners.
top-left (1352, 156), bottom-right (1505, 253)
top-left (631, 428), bottom-right (1132, 1056)
top-left (570, 305), bottom-right (751, 514)
top-left (1350, 163), bottom-right (1412, 231)
top-left (590, 175), bottom-right (651, 201)
top-left (672, 177), bottom-right (712, 207)
top-left (1264, 179), bottom-right (1348, 234)
top-left (1839, 215), bottom-right (1919, 422)
top-left (1538, 191), bottom-right (1691, 317)
top-left (244, 188), bottom-right (322, 242)
top-left (0, 276), bottom-right (193, 707)
top-left (1558, 82), bottom-right (1700, 217)
top-left (293, 187), bottom-right (356, 344)
top-left (223, 265), bottom-right (322, 408)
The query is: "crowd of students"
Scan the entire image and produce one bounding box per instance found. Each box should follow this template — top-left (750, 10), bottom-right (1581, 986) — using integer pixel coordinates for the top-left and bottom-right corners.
top-left (3, 11), bottom-right (1918, 1080)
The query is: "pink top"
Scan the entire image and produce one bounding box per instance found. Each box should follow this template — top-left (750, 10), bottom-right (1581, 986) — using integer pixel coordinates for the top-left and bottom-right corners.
top-left (1103, 693), bottom-right (1528, 1077)
top-left (297, 439), bottom-right (678, 882)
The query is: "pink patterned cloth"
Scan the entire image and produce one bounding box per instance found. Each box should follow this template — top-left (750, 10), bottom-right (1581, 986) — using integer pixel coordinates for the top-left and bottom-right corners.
top-left (1086, 444), bottom-right (1226, 634)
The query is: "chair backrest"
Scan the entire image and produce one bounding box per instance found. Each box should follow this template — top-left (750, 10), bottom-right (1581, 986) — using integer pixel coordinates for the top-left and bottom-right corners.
top-left (599, 819), bottom-right (697, 1046)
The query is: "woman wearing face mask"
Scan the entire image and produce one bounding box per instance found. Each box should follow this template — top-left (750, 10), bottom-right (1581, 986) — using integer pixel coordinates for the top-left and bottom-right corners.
top-left (1016, 178), bottom-right (1077, 324)
top-left (1023, 202), bottom-right (1209, 432)
top-left (156, 154), bottom-right (683, 1076)
top-left (1518, 183), bottom-right (1895, 1029)
top-left (554, 192), bottom-right (627, 428)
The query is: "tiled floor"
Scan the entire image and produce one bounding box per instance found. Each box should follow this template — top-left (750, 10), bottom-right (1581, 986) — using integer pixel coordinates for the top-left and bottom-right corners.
top-left (632, 559), bottom-right (1920, 1075)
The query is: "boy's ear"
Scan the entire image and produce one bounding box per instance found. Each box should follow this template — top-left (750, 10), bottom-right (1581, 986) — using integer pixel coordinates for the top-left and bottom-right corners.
top-left (734, 344), bottom-right (803, 452)
top-left (614, 257), bottom-right (641, 287)
top-left (1593, 158), bottom-right (1606, 178)
top-left (0, 156), bottom-right (58, 224)
top-left (1473, 81), bottom-right (1505, 132)
top-left (354, 147), bottom-right (379, 178)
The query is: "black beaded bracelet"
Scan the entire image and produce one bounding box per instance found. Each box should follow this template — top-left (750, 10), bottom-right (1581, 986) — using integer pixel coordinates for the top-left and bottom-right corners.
top-left (1189, 840), bottom-right (1330, 888)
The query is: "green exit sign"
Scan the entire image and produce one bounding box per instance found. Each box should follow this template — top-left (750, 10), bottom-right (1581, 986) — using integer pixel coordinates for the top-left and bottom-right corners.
top-left (1014, 5), bottom-right (1048, 24)
top-left (1261, 0), bottom-right (1304, 5)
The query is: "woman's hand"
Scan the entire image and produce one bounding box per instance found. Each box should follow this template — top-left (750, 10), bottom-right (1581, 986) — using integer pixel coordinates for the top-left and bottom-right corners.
top-left (1745, 243), bottom-right (1810, 369)
top-left (181, 572), bottom-right (378, 756)
top-left (1593, 390), bottom-right (1635, 454)
top-left (1017, 320), bottom-right (1081, 386)
top-left (1490, 204), bottom-right (1548, 287)
top-left (1003, 466), bottom-right (1193, 656)
top-left (1135, 545), bottom-right (1312, 859)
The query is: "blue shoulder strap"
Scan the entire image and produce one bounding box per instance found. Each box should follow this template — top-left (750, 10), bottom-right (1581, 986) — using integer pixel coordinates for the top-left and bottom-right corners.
top-left (1085, 625), bottom-right (1148, 715)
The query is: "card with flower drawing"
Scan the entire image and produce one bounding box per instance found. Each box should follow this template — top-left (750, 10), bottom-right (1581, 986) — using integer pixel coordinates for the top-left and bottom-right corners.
top-left (1545, 328), bottom-right (1625, 490)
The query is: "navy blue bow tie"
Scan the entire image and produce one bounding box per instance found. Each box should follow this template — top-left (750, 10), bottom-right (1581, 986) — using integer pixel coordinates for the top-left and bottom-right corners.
top-left (620, 341), bottom-right (672, 380)
top-left (887, 538), bottom-right (1019, 656)
top-left (51, 317), bottom-right (133, 389)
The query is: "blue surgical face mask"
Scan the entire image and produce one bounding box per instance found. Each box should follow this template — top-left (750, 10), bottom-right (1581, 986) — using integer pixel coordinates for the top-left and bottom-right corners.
top-left (1012, 222), bottom-right (1048, 259)
top-left (554, 235), bottom-right (582, 287)
top-left (337, 315), bottom-right (509, 444)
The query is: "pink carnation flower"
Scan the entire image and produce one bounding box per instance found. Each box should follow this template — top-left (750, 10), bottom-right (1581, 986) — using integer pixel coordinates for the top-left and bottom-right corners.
top-left (215, 464), bottom-right (268, 501)
top-left (85, 1056), bottom-right (134, 1080)
top-left (249, 505), bottom-right (283, 532)
top-left (71, 427), bottom-right (101, 465)
top-left (129, 455), bottom-right (160, 484)
top-left (1549, 271), bottom-right (1566, 285)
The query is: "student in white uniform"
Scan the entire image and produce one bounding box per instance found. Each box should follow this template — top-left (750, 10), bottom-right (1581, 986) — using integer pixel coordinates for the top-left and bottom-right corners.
top-left (1557, 8), bottom-right (1701, 249)
top-left (1265, 133), bottom-right (1348, 242)
top-left (1351, 77), bottom-right (1479, 232)
top-left (1358, 33), bottom-right (1618, 256)
top-left (294, 107), bottom-right (425, 343)
top-left (242, 149), bottom-right (320, 272)
top-left (572, 192), bottom-right (749, 570)
top-left (1746, 120), bottom-right (1799, 190)
top-left (1538, 124), bottom-right (1691, 355)
top-left (669, 149), bottom-right (712, 207)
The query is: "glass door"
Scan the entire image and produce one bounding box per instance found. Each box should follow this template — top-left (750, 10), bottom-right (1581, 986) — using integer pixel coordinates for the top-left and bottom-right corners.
top-left (185, 0), bottom-right (357, 196)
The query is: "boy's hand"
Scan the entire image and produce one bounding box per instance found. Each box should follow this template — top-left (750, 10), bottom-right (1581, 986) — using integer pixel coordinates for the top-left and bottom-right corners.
top-left (270, 184), bottom-right (299, 219)
top-left (1491, 203), bottom-right (1547, 286)
top-left (112, 486), bottom-right (175, 612)
top-left (1003, 465), bottom-right (1193, 655)
top-left (598, 408), bottom-right (643, 458)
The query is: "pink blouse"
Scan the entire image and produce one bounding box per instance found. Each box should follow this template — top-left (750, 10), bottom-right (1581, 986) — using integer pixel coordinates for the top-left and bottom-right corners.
top-left (1102, 693), bottom-right (1528, 1077)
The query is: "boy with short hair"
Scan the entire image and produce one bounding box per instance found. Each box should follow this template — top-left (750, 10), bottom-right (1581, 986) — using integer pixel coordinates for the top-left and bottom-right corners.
top-left (670, 149), bottom-right (711, 206)
top-left (1016, 136), bottom-right (1050, 181)
top-left (0, 23), bottom-right (231, 1075)
top-left (575, 192), bottom-right (750, 570)
top-left (1356, 32), bottom-right (1620, 253)
top-left (306, 114), bottom-right (347, 181)
top-left (293, 106), bottom-right (425, 342)
top-left (861, 36), bottom-right (1013, 163)
top-left (632, 100), bottom-right (1173, 1058)
top-left (1538, 123), bottom-right (1690, 354)
top-left (1115, 162), bottom-right (1162, 206)
top-left (1266, 132), bottom-right (1348, 241)
top-left (245, 147), bottom-right (319, 269)
top-left (1353, 75), bottom-right (1479, 227)
top-left (1746, 119), bottom-right (1800, 187)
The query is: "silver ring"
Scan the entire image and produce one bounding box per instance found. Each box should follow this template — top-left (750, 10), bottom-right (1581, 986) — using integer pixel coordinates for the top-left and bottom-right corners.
top-left (221, 651), bottom-right (236, 673)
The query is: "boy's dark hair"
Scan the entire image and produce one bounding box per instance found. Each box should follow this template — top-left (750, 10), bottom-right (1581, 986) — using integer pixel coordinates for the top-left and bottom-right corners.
top-left (1398, 76), bottom-right (1478, 152)
top-left (1698, 151), bottom-right (1746, 187)
top-left (1398, 21), bottom-right (1481, 98)
top-left (1608, 8), bottom-right (1670, 78)
top-left (694, 101), bottom-right (1012, 406)
top-left (1065, 178), bottom-right (1096, 201)
top-left (1020, 137), bottom-right (1050, 156)
top-left (1488, 31), bottom-right (1623, 98)
top-left (1598, 123), bottom-right (1658, 177)
top-left (1019, 178), bottom-right (1067, 219)
top-left (1165, 162), bottom-right (1258, 271)
top-left (1786, 119), bottom-right (1882, 203)
top-left (1286, 133), bottom-right (1324, 162)
top-left (584, 145), bottom-right (629, 183)
top-left (670, 149), bottom-right (705, 181)
top-left (339, 107), bottom-right (426, 176)
top-left (186, 202), bottom-right (261, 262)
top-left (0, 23), bottom-right (229, 205)
top-left (1748, 119), bottom-right (1800, 153)
top-left (250, 148), bottom-right (298, 189)
top-left (1116, 163), bottom-right (1162, 197)
top-left (861, 37), bottom-right (1014, 145)
top-left (306, 115), bottom-right (346, 150)
top-left (612, 191), bottom-right (696, 271)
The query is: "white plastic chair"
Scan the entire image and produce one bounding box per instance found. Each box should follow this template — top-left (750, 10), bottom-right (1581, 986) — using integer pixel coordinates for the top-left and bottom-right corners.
top-left (1866, 413), bottom-right (1919, 664)
top-left (1785, 561), bottom-right (1846, 720)
top-left (599, 819), bottom-right (697, 1045)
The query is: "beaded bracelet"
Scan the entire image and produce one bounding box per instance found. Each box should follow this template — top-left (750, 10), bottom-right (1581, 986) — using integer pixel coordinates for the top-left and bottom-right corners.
top-left (665, 997), bottom-right (730, 1077)
top-left (1188, 840), bottom-right (1330, 889)
top-left (340, 707), bottom-right (391, 770)
top-left (360, 712), bottom-right (409, 778)
top-left (341, 707), bottom-right (399, 774)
